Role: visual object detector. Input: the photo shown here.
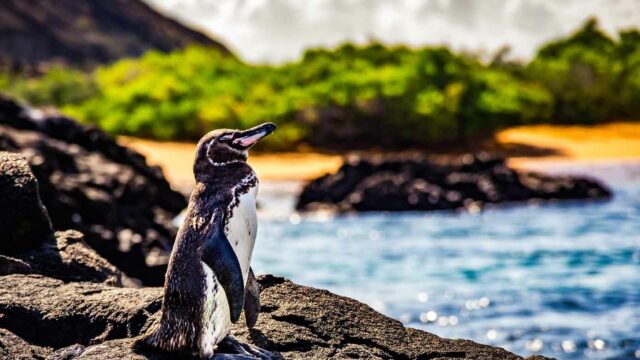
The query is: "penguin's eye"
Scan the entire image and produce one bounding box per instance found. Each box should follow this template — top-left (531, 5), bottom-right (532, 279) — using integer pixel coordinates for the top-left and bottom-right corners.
top-left (219, 134), bottom-right (233, 142)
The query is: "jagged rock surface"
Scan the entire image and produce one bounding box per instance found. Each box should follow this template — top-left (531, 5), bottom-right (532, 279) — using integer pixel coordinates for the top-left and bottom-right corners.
top-left (0, 328), bottom-right (52, 360)
top-left (297, 153), bottom-right (611, 212)
top-left (0, 96), bottom-right (188, 285)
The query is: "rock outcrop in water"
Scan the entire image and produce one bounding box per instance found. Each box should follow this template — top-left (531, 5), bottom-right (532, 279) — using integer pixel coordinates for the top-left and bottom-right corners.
top-left (0, 150), bottom-right (548, 359)
top-left (297, 153), bottom-right (612, 213)
top-left (0, 95), bottom-right (188, 285)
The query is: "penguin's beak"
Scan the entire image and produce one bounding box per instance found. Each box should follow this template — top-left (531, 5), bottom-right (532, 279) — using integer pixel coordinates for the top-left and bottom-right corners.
top-left (233, 123), bottom-right (277, 148)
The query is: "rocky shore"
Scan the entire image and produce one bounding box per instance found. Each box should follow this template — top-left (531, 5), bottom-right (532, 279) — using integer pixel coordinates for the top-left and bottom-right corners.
top-left (0, 273), bottom-right (549, 360)
top-left (297, 153), bottom-right (611, 213)
top-left (0, 147), bottom-right (549, 358)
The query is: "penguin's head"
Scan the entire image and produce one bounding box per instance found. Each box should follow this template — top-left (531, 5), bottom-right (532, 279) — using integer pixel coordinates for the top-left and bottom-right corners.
top-left (194, 122), bottom-right (276, 170)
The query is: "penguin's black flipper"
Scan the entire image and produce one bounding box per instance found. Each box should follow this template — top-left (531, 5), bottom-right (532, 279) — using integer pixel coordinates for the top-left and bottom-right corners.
top-left (201, 209), bottom-right (245, 323)
top-left (244, 268), bottom-right (260, 328)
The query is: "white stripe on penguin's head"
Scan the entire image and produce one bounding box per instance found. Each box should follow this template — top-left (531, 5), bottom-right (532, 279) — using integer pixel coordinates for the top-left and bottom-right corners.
top-left (206, 138), bottom-right (246, 167)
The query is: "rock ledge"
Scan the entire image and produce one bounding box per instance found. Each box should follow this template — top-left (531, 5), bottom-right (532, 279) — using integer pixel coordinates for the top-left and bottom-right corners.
top-left (0, 274), bottom-right (549, 360)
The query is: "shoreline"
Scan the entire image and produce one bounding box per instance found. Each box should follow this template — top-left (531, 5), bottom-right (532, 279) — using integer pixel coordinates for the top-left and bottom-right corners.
top-left (120, 122), bottom-right (640, 188)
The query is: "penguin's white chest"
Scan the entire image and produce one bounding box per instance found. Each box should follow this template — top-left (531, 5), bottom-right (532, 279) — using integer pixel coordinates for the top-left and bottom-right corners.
top-left (200, 263), bottom-right (230, 358)
top-left (225, 183), bottom-right (258, 284)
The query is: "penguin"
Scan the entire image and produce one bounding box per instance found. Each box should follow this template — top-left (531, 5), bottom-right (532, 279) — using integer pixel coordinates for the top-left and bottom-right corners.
top-left (138, 123), bottom-right (276, 359)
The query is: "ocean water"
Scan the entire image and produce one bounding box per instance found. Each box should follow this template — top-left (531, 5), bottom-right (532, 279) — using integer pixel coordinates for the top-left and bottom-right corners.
top-left (252, 162), bottom-right (640, 360)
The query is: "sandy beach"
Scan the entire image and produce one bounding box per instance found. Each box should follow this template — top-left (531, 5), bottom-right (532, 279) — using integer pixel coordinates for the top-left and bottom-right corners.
top-left (498, 122), bottom-right (640, 170)
top-left (120, 122), bottom-right (640, 188)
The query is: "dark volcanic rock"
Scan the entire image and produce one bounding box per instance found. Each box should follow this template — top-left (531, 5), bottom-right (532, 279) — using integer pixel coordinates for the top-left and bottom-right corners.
top-left (0, 328), bottom-right (52, 360)
top-left (0, 151), bottom-right (54, 254)
top-left (0, 275), bottom-right (162, 349)
top-left (22, 230), bottom-right (122, 285)
top-left (1, 230), bottom-right (129, 286)
top-left (0, 274), bottom-right (548, 359)
top-left (0, 95), bottom-right (188, 285)
top-left (231, 275), bottom-right (539, 359)
top-left (297, 153), bottom-right (612, 213)
top-left (0, 149), bottom-right (130, 285)
top-left (0, 0), bottom-right (231, 67)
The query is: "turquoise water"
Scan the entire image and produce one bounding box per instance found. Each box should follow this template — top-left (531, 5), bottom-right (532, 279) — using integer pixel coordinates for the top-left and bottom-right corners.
top-left (253, 163), bottom-right (640, 359)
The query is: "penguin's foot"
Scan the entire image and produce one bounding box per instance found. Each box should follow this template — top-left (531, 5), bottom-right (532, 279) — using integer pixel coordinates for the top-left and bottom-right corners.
top-left (213, 335), bottom-right (275, 360)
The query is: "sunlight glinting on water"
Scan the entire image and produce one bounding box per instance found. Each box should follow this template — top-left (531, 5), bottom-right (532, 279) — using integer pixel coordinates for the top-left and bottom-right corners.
top-left (253, 164), bottom-right (640, 359)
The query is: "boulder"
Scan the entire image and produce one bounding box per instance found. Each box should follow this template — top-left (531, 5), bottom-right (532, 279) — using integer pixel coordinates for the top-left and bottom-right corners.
top-left (0, 151), bottom-right (54, 254)
top-left (0, 274), bottom-right (549, 359)
top-left (0, 95), bottom-right (188, 285)
top-left (0, 274), bottom-right (162, 349)
top-left (2, 230), bottom-right (131, 286)
top-left (297, 153), bottom-right (611, 212)
top-left (0, 150), bottom-right (130, 286)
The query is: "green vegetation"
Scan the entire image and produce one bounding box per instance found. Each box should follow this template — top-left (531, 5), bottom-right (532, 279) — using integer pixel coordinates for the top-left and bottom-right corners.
top-left (526, 19), bottom-right (640, 124)
top-left (1, 19), bottom-right (639, 150)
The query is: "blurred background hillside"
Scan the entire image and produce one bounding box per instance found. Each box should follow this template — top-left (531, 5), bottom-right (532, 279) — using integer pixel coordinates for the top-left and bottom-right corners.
top-left (0, 1), bottom-right (639, 359)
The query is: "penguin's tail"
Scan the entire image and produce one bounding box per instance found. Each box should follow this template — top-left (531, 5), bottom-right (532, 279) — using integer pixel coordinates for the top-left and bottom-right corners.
top-left (133, 327), bottom-right (162, 352)
top-left (134, 324), bottom-right (176, 352)
top-left (134, 322), bottom-right (199, 356)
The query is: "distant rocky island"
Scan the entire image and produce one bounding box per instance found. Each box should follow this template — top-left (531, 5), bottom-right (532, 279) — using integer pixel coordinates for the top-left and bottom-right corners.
top-left (297, 154), bottom-right (611, 213)
top-left (0, 0), bottom-right (230, 67)
top-left (0, 95), bottom-right (549, 359)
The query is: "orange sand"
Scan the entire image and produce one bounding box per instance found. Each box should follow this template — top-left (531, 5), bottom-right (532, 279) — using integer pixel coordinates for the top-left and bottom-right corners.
top-left (120, 122), bottom-right (640, 188)
top-left (497, 122), bottom-right (640, 169)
